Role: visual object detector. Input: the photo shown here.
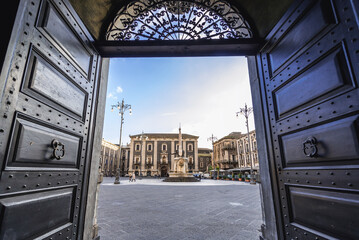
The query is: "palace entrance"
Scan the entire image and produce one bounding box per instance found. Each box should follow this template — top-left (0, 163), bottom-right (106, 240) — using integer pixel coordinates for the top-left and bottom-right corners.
top-left (0, 0), bottom-right (358, 239)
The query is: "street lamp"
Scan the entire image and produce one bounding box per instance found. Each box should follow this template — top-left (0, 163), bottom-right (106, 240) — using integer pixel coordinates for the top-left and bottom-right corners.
top-left (236, 103), bottom-right (256, 185)
top-left (111, 99), bottom-right (132, 184)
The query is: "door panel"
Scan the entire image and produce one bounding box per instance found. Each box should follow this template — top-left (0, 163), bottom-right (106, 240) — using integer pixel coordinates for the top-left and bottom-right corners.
top-left (288, 186), bottom-right (359, 239)
top-left (6, 114), bottom-right (82, 169)
top-left (274, 45), bottom-right (353, 117)
top-left (259, 0), bottom-right (359, 239)
top-left (0, 188), bottom-right (75, 240)
top-left (0, 0), bottom-right (99, 239)
top-left (281, 115), bottom-right (359, 167)
top-left (37, 0), bottom-right (92, 76)
top-left (269, 0), bottom-right (336, 73)
top-left (22, 49), bottom-right (87, 119)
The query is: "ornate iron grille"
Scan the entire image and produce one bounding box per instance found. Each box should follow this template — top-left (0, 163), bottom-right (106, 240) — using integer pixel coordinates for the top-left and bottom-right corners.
top-left (106, 0), bottom-right (253, 41)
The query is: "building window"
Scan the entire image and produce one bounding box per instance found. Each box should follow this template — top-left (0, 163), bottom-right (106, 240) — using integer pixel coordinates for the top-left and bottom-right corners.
top-left (146, 156), bottom-right (152, 165)
top-left (162, 143), bottom-right (167, 152)
top-left (135, 143), bottom-right (141, 152)
top-left (134, 157), bottom-right (140, 164)
top-left (147, 143), bottom-right (153, 152)
top-left (176, 144), bottom-right (179, 151)
top-left (188, 144), bottom-right (193, 152)
top-left (200, 162), bottom-right (203, 168)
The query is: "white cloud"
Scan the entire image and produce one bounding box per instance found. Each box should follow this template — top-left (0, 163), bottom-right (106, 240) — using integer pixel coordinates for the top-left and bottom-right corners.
top-left (116, 86), bottom-right (123, 93)
top-left (107, 93), bottom-right (117, 99)
top-left (161, 112), bottom-right (177, 116)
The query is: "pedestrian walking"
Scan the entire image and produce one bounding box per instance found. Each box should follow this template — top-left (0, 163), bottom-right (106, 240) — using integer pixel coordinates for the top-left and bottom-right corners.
top-left (132, 173), bottom-right (136, 182)
top-left (129, 174), bottom-right (132, 182)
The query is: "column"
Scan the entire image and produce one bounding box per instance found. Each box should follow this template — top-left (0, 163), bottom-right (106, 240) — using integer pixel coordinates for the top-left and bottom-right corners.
top-left (154, 140), bottom-right (158, 174)
top-left (125, 149), bottom-right (129, 174)
top-left (183, 140), bottom-right (186, 157)
top-left (100, 147), bottom-right (105, 172)
top-left (171, 140), bottom-right (175, 171)
top-left (129, 140), bottom-right (134, 174)
top-left (194, 140), bottom-right (198, 172)
top-left (141, 139), bottom-right (146, 174)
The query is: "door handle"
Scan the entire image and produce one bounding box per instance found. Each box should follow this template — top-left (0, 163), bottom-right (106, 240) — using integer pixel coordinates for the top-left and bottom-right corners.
top-left (302, 137), bottom-right (318, 158)
top-left (51, 139), bottom-right (65, 160)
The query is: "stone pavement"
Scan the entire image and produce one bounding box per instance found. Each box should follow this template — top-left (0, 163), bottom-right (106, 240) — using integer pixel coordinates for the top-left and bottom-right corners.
top-left (97, 177), bottom-right (262, 240)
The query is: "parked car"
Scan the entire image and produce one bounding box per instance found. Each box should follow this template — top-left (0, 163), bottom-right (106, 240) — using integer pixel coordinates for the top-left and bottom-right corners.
top-left (203, 173), bottom-right (210, 179)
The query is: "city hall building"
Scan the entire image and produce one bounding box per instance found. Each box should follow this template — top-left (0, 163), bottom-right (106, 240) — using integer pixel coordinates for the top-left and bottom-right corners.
top-left (129, 133), bottom-right (199, 177)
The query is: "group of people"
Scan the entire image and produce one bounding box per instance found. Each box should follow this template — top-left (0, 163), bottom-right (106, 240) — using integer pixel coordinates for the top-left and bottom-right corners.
top-left (129, 174), bottom-right (136, 182)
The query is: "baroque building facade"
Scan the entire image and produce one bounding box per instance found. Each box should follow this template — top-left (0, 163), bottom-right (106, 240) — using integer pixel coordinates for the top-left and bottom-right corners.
top-left (213, 131), bottom-right (258, 170)
top-left (100, 139), bottom-right (130, 177)
top-left (129, 133), bottom-right (199, 177)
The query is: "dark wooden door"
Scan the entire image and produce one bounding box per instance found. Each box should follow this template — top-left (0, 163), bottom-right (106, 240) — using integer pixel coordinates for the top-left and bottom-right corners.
top-left (161, 166), bottom-right (168, 177)
top-left (0, 0), bottom-right (100, 239)
top-left (258, 1), bottom-right (359, 239)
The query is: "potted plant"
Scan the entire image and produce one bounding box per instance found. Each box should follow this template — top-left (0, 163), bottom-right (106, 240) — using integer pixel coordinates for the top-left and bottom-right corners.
top-left (238, 174), bottom-right (242, 181)
top-left (216, 166), bottom-right (220, 180)
top-left (232, 173), bottom-right (235, 181)
top-left (245, 177), bottom-right (250, 182)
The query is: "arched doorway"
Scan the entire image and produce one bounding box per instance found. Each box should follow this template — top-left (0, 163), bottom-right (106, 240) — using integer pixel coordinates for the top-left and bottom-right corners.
top-left (1, 0), bottom-right (358, 239)
top-left (161, 166), bottom-right (168, 177)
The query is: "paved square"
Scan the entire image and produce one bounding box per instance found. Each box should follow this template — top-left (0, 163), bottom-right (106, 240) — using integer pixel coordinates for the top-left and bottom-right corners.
top-left (98, 177), bottom-right (262, 240)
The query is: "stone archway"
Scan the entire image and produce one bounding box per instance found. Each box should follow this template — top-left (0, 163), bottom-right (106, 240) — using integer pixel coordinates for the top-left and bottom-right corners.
top-left (1, 1), bottom-right (358, 239)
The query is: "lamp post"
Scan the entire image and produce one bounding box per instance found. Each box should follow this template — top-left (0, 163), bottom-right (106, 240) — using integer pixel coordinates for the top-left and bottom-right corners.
top-left (111, 99), bottom-right (132, 184)
top-left (236, 103), bottom-right (255, 185)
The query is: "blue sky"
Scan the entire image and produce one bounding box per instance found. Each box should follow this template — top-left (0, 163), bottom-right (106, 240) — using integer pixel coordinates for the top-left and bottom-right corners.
top-left (102, 57), bottom-right (255, 148)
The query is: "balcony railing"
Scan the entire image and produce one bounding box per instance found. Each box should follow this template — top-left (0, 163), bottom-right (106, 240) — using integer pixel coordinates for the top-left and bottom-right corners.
top-left (222, 144), bottom-right (236, 150)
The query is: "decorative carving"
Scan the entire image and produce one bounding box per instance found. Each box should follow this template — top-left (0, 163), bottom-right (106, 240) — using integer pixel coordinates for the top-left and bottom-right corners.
top-left (106, 0), bottom-right (252, 41)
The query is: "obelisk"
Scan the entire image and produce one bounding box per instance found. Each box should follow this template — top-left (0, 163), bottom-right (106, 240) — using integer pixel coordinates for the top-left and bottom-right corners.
top-left (178, 123), bottom-right (183, 157)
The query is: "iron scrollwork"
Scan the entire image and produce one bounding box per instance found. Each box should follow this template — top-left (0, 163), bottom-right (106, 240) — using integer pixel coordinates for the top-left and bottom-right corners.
top-left (302, 137), bottom-right (318, 158)
top-left (106, 0), bottom-right (253, 41)
top-left (51, 139), bottom-right (65, 160)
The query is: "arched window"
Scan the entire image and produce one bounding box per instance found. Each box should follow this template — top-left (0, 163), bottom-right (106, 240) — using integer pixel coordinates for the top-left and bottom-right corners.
top-left (162, 143), bottom-right (167, 151)
top-left (188, 143), bottom-right (193, 152)
top-left (107, 0), bottom-right (252, 41)
top-left (147, 143), bottom-right (153, 151)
